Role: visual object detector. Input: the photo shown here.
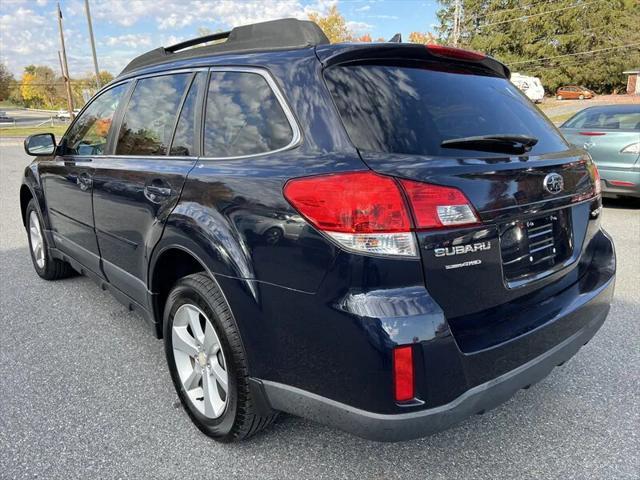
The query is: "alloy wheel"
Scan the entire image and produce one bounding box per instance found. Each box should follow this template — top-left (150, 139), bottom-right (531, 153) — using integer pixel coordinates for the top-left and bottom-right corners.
top-left (172, 303), bottom-right (229, 419)
top-left (29, 211), bottom-right (45, 269)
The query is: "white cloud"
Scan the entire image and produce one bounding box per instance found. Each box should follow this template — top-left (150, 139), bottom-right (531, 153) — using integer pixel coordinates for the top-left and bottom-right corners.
top-left (346, 20), bottom-right (374, 34)
top-left (0, 0), bottom-right (376, 77)
top-left (356, 5), bottom-right (371, 12)
top-left (103, 34), bottom-right (152, 48)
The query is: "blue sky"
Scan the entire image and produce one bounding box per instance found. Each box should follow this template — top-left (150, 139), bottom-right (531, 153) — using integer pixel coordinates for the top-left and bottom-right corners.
top-left (0, 0), bottom-right (439, 77)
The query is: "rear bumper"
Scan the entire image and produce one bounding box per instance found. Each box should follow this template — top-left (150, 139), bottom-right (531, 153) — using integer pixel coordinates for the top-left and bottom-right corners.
top-left (599, 167), bottom-right (640, 197)
top-left (260, 276), bottom-right (613, 441)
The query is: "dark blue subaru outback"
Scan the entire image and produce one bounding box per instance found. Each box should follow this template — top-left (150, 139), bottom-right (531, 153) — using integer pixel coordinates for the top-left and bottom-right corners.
top-left (20, 19), bottom-right (615, 442)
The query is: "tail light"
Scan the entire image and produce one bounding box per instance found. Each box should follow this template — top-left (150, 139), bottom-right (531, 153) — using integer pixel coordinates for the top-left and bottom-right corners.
top-left (426, 44), bottom-right (486, 61)
top-left (283, 171), bottom-right (479, 257)
top-left (620, 142), bottom-right (640, 154)
top-left (593, 163), bottom-right (602, 196)
top-left (393, 345), bottom-right (414, 402)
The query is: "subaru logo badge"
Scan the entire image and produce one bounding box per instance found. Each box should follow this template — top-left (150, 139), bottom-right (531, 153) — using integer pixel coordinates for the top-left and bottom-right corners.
top-left (543, 172), bottom-right (564, 194)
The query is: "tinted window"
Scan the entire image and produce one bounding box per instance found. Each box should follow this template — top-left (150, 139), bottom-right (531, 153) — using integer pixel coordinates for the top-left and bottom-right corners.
top-left (170, 73), bottom-right (204, 156)
top-left (563, 108), bottom-right (640, 130)
top-left (117, 74), bottom-right (190, 156)
top-left (204, 71), bottom-right (293, 157)
top-left (65, 84), bottom-right (127, 155)
top-left (325, 64), bottom-right (568, 157)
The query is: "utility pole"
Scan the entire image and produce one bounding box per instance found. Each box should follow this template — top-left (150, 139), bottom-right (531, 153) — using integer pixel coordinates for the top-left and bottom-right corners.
top-left (452, 0), bottom-right (461, 47)
top-left (84, 0), bottom-right (101, 88)
top-left (57, 3), bottom-right (74, 118)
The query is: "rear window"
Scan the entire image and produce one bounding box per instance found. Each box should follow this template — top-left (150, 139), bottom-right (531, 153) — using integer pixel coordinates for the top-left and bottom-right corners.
top-left (563, 108), bottom-right (640, 130)
top-left (324, 63), bottom-right (568, 156)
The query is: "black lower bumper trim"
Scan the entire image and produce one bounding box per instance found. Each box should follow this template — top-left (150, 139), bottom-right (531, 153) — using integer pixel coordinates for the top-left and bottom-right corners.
top-left (259, 293), bottom-right (610, 442)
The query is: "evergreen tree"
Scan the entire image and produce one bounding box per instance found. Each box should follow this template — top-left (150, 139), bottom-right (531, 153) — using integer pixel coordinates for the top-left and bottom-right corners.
top-left (436, 0), bottom-right (640, 93)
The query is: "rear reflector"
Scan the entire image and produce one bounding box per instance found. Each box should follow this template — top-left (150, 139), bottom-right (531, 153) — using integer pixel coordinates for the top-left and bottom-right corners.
top-left (426, 44), bottom-right (486, 61)
top-left (393, 346), bottom-right (414, 402)
top-left (579, 132), bottom-right (607, 136)
top-left (610, 180), bottom-right (635, 187)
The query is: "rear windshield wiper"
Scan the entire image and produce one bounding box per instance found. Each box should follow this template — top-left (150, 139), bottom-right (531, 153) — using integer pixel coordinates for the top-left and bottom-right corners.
top-left (441, 134), bottom-right (539, 154)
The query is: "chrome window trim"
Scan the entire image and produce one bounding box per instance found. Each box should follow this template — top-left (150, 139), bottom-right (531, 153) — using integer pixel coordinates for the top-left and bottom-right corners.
top-left (65, 66), bottom-right (301, 161)
top-left (199, 66), bottom-right (302, 161)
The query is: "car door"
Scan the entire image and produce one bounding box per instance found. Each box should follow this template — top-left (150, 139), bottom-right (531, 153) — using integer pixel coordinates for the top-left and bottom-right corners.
top-left (39, 83), bottom-right (128, 275)
top-left (91, 71), bottom-right (204, 306)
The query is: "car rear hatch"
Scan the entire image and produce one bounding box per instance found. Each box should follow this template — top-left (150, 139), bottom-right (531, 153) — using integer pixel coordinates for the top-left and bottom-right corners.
top-left (560, 107), bottom-right (640, 176)
top-left (320, 44), bottom-right (601, 352)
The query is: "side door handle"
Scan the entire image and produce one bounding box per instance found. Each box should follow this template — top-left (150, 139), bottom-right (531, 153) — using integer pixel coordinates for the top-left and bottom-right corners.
top-left (144, 180), bottom-right (174, 203)
top-left (77, 172), bottom-right (93, 191)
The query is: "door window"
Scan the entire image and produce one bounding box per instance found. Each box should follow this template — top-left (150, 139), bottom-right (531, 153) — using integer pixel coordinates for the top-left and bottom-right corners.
top-left (116, 74), bottom-right (191, 156)
top-left (64, 84), bottom-right (127, 156)
top-left (203, 71), bottom-right (293, 157)
top-left (170, 73), bottom-right (205, 156)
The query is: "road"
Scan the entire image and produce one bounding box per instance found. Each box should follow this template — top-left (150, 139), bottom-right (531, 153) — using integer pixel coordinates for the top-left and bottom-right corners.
top-left (0, 108), bottom-right (68, 127)
top-left (0, 139), bottom-right (638, 480)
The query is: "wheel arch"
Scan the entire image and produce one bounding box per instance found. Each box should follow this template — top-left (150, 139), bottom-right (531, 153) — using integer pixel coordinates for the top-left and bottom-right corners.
top-left (20, 184), bottom-right (35, 227)
top-left (149, 245), bottom-right (208, 337)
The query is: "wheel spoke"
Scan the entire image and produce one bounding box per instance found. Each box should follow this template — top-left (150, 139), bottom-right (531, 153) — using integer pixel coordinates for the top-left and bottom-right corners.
top-left (211, 362), bottom-right (228, 393)
top-left (202, 371), bottom-right (225, 418)
top-left (183, 365), bottom-right (202, 391)
top-left (203, 322), bottom-right (220, 356)
top-left (172, 326), bottom-right (199, 357)
top-left (186, 308), bottom-right (205, 344)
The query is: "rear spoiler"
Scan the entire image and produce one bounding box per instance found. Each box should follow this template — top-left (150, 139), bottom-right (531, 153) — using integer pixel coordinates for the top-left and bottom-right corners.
top-left (315, 43), bottom-right (510, 79)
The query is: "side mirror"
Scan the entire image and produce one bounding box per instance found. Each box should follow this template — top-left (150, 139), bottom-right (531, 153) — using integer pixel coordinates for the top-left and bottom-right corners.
top-left (24, 133), bottom-right (56, 156)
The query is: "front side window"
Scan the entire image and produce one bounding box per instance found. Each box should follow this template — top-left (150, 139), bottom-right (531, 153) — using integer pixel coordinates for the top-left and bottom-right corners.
top-left (204, 71), bottom-right (293, 157)
top-left (117, 74), bottom-right (190, 156)
top-left (65, 84), bottom-right (127, 156)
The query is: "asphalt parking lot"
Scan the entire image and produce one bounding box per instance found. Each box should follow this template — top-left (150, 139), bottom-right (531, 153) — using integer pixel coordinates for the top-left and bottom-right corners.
top-left (0, 139), bottom-right (638, 479)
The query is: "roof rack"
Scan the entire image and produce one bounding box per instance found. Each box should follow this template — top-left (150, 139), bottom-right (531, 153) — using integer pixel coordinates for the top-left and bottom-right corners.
top-left (119, 18), bottom-right (329, 77)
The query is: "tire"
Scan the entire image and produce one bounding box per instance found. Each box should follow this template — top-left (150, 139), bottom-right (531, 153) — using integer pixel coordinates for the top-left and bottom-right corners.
top-left (557, 95), bottom-right (563, 100)
top-left (163, 272), bottom-right (277, 441)
top-left (579, 94), bottom-right (585, 100)
top-left (26, 199), bottom-right (75, 280)
top-left (263, 226), bottom-right (283, 245)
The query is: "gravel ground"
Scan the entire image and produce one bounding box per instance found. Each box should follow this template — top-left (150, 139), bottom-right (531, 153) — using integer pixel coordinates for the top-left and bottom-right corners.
top-left (1, 140), bottom-right (639, 479)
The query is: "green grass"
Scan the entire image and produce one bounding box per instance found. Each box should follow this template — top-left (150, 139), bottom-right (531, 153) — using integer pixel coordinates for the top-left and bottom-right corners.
top-left (0, 100), bottom-right (20, 108)
top-left (546, 112), bottom-right (575, 125)
top-left (0, 125), bottom-right (68, 138)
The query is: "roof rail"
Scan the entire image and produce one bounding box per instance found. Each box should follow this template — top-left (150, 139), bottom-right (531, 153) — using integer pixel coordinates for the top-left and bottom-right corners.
top-left (119, 18), bottom-right (330, 77)
top-left (165, 31), bottom-right (232, 53)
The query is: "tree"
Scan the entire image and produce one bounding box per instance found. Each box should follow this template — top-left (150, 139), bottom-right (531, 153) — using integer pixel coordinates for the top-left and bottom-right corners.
top-left (435, 0), bottom-right (640, 93)
top-left (408, 32), bottom-right (438, 45)
top-left (356, 33), bottom-right (373, 43)
top-left (19, 65), bottom-right (58, 108)
top-left (308, 5), bottom-right (353, 43)
top-left (0, 64), bottom-right (15, 101)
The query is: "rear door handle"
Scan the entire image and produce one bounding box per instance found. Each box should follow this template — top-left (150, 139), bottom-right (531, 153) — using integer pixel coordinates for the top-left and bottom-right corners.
top-left (144, 181), bottom-right (174, 202)
top-left (77, 172), bottom-right (92, 191)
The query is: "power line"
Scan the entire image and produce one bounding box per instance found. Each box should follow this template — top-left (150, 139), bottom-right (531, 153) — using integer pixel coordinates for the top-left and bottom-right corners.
top-left (508, 42), bottom-right (640, 65)
top-left (477, 0), bottom-right (606, 28)
top-left (476, 0), bottom-right (562, 19)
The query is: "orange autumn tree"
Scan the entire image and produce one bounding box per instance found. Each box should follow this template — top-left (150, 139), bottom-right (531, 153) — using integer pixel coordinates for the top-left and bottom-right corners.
top-left (408, 31), bottom-right (438, 45)
top-left (308, 5), bottom-right (353, 43)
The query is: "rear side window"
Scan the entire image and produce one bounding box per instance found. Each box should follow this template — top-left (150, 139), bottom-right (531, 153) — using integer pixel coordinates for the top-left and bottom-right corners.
top-left (117, 74), bottom-right (190, 156)
top-left (563, 109), bottom-right (640, 130)
top-left (203, 71), bottom-right (293, 157)
top-left (324, 63), bottom-right (568, 156)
